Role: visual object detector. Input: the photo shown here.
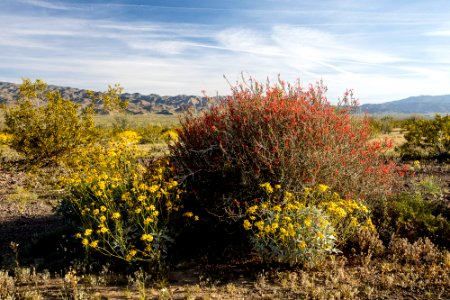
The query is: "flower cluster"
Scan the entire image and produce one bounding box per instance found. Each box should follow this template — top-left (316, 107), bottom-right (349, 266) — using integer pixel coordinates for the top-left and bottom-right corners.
top-left (244, 183), bottom-right (337, 266)
top-left (61, 131), bottom-right (184, 263)
top-left (244, 183), bottom-right (375, 265)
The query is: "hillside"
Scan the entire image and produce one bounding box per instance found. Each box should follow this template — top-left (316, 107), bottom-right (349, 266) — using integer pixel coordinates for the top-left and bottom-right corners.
top-left (0, 81), bottom-right (216, 115)
top-left (360, 95), bottom-right (450, 114)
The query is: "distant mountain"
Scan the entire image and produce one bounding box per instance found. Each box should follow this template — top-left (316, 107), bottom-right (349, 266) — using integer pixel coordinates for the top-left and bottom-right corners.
top-left (0, 81), bottom-right (216, 115)
top-left (3, 81), bottom-right (450, 115)
top-left (360, 95), bottom-right (450, 115)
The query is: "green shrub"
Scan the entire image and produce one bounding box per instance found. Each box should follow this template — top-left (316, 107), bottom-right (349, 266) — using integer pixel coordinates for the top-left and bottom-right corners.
top-left (398, 114), bottom-right (450, 160)
top-left (384, 192), bottom-right (450, 248)
top-left (4, 79), bottom-right (126, 164)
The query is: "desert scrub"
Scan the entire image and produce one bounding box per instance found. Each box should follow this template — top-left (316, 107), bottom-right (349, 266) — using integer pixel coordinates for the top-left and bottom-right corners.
top-left (60, 131), bottom-right (184, 265)
top-left (4, 79), bottom-right (126, 164)
top-left (170, 78), bottom-right (395, 235)
top-left (398, 114), bottom-right (450, 160)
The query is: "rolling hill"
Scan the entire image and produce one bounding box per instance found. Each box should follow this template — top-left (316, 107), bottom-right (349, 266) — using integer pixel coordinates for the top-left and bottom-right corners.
top-left (359, 95), bottom-right (450, 115)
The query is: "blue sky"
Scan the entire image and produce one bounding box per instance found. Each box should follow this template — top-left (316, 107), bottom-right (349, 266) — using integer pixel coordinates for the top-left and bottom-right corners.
top-left (1, 0), bottom-right (450, 103)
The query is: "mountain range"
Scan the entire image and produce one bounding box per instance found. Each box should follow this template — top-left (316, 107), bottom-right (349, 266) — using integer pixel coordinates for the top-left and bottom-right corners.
top-left (359, 95), bottom-right (450, 115)
top-left (0, 81), bottom-right (216, 115)
top-left (1, 81), bottom-right (450, 115)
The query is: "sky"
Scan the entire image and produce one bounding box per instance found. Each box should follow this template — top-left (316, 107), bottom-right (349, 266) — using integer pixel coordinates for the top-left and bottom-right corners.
top-left (1, 0), bottom-right (450, 103)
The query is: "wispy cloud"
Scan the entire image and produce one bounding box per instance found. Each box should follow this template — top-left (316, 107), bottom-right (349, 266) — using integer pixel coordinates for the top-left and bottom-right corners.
top-left (16, 0), bottom-right (78, 10)
top-left (1, 0), bottom-right (450, 103)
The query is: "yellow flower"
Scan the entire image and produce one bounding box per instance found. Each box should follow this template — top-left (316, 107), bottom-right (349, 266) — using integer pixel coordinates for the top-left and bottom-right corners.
top-left (84, 229), bottom-right (93, 236)
top-left (152, 210), bottom-right (159, 217)
top-left (255, 221), bottom-right (265, 231)
top-left (260, 182), bottom-right (274, 194)
top-left (93, 209), bottom-right (99, 216)
top-left (247, 205), bottom-right (258, 215)
top-left (149, 185), bottom-right (159, 193)
top-left (298, 241), bottom-right (307, 250)
top-left (99, 226), bottom-right (108, 234)
top-left (304, 218), bottom-right (311, 227)
top-left (135, 208), bottom-right (142, 214)
top-left (81, 238), bottom-right (89, 246)
top-left (99, 215), bottom-right (106, 222)
top-left (275, 184), bottom-right (281, 189)
top-left (98, 181), bottom-right (106, 191)
top-left (143, 217), bottom-right (153, 225)
top-left (90, 240), bottom-right (98, 248)
top-left (273, 205), bottom-right (282, 212)
top-left (75, 233), bottom-right (82, 239)
top-left (111, 212), bottom-right (121, 220)
top-left (317, 184), bottom-right (329, 193)
top-left (141, 234), bottom-right (154, 242)
top-left (100, 206), bottom-right (107, 212)
top-left (243, 219), bottom-right (252, 230)
top-left (183, 212), bottom-right (194, 218)
top-left (194, 215), bottom-right (199, 221)
top-left (137, 195), bottom-right (146, 202)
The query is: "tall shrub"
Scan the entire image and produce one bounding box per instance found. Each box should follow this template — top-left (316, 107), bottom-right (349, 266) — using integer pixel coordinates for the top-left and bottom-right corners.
top-left (169, 79), bottom-right (394, 226)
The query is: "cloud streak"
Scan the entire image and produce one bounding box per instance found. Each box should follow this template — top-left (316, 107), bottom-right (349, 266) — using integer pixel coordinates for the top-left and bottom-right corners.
top-left (1, 0), bottom-right (450, 103)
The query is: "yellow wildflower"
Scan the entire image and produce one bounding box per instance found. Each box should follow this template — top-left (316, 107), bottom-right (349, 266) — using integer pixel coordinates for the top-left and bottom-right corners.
top-left (141, 234), bottom-right (154, 242)
top-left (111, 212), bottom-right (121, 220)
top-left (273, 205), bottom-right (282, 212)
top-left (243, 220), bottom-right (255, 231)
top-left (260, 182), bottom-right (274, 194)
top-left (84, 229), bottom-right (92, 236)
top-left (90, 240), bottom-right (98, 248)
top-left (81, 238), bottom-right (89, 246)
top-left (183, 212), bottom-right (194, 218)
top-left (317, 184), bottom-right (329, 193)
top-left (247, 205), bottom-right (258, 215)
top-left (304, 218), bottom-right (311, 227)
top-left (100, 206), bottom-right (107, 212)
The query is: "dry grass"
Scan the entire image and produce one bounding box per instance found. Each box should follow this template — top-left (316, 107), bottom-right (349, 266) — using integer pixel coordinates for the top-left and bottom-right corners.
top-left (93, 113), bottom-right (181, 128)
top-left (0, 256), bottom-right (448, 299)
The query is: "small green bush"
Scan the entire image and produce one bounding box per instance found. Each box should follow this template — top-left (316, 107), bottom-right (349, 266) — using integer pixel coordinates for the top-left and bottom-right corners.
top-left (385, 192), bottom-right (450, 248)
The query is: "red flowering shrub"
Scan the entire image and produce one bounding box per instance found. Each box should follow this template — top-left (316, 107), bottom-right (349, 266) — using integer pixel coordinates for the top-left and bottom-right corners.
top-left (169, 79), bottom-right (395, 226)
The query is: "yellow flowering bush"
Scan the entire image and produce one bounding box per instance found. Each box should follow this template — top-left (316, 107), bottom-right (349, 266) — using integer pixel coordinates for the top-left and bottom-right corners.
top-left (244, 183), bottom-right (337, 266)
top-left (303, 184), bottom-right (376, 246)
top-left (60, 132), bottom-right (183, 264)
top-left (244, 183), bottom-right (376, 265)
top-left (4, 79), bottom-right (126, 164)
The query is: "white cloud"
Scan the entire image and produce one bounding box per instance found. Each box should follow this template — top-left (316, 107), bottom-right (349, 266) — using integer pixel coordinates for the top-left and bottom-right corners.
top-left (1, 3), bottom-right (450, 104)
